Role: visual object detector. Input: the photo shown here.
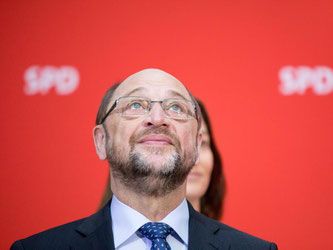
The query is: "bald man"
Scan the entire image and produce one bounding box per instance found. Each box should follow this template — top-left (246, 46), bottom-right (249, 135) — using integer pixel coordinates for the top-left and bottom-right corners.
top-left (11, 69), bottom-right (277, 250)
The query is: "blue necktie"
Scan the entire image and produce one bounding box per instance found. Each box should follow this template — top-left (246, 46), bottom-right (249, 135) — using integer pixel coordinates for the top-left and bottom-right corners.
top-left (138, 222), bottom-right (173, 250)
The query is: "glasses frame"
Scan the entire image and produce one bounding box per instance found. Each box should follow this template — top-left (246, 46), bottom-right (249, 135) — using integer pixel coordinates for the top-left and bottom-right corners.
top-left (99, 96), bottom-right (197, 124)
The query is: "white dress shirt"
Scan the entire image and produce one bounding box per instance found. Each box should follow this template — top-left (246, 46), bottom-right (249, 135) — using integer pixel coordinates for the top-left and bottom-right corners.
top-left (110, 195), bottom-right (189, 250)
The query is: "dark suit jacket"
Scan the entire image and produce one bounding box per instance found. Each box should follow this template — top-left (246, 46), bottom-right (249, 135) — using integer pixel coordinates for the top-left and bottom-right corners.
top-left (11, 200), bottom-right (277, 250)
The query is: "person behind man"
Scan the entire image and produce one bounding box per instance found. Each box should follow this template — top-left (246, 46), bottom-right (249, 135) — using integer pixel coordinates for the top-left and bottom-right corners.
top-left (11, 68), bottom-right (277, 249)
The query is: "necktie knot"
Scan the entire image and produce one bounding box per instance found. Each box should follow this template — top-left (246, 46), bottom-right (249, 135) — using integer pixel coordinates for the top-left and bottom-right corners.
top-left (138, 222), bottom-right (173, 250)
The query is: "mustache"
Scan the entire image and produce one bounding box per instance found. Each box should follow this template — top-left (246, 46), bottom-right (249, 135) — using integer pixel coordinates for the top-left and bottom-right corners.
top-left (129, 127), bottom-right (181, 150)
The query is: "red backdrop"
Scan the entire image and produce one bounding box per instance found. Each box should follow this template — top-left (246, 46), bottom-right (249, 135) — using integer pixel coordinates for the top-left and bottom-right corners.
top-left (1, 0), bottom-right (332, 249)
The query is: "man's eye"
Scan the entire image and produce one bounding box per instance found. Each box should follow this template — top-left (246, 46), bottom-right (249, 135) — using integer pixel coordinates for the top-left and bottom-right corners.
top-left (170, 104), bottom-right (181, 112)
top-left (130, 102), bottom-right (143, 109)
top-left (167, 103), bottom-right (184, 113)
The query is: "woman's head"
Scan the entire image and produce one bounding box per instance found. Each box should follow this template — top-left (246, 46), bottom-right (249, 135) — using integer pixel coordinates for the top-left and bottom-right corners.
top-left (186, 119), bottom-right (214, 204)
top-left (186, 99), bottom-right (225, 220)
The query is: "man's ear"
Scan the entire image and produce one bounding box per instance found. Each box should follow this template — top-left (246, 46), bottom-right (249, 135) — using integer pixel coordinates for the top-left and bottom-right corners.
top-left (195, 131), bottom-right (203, 165)
top-left (93, 125), bottom-right (107, 160)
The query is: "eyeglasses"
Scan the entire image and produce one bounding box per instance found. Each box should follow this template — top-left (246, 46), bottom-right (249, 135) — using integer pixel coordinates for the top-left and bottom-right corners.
top-left (100, 96), bottom-right (197, 124)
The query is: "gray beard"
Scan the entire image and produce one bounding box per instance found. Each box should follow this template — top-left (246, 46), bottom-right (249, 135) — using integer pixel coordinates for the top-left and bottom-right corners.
top-left (106, 142), bottom-right (196, 197)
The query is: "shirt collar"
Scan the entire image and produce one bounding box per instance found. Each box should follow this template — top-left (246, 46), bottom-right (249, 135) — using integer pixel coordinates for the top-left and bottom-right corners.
top-left (160, 199), bottom-right (189, 245)
top-left (110, 195), bottom-right (189, 248)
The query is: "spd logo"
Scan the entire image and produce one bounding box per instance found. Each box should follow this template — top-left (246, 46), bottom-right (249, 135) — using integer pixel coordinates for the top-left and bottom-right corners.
top-left (279, 66), bottom-right (333, 95)
top-left (24, 65), bottom-right (80, 95)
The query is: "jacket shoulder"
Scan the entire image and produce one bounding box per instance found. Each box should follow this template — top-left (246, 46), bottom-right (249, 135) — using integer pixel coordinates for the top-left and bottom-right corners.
top-left (217, 220), bottom-right (277, 249)
top-left (190, 208), bottom-right (277, 250)
top-left (11, 203), bottom-right (113, 250)
top-left (11, 218), bottom-right (86, 249)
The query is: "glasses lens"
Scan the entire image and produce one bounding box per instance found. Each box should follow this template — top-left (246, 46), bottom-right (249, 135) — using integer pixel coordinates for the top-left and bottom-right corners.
top-left (117, 97), bottom-right (150, 116)
top-left (163, 98), bottom-right (195, 119)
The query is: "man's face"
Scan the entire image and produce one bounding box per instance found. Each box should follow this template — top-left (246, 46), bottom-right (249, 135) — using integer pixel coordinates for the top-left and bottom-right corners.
top-left (102, 69), bottom-right (200, 196)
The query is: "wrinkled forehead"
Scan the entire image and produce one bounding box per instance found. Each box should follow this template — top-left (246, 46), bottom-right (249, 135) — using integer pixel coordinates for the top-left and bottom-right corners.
top-left (108, 69), bottom-right (191, 109)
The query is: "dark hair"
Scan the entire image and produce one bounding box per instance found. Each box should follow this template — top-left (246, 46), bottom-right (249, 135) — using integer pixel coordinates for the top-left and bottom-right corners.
top-left (196, 99), bottom-right (226, 220)
top-left (95, 82), bottom-right (121, 125)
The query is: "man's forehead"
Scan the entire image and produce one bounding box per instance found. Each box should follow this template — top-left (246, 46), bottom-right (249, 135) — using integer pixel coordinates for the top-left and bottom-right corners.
top-left (110, 69), bottom-right (190, 105)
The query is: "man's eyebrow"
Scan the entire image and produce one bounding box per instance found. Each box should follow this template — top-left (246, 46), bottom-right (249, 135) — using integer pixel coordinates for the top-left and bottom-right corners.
top-left (125, 88), bottom-right (189, 100)
top-left (124, 87), bottom-right (145, 96)
top-left (167, 90), bottom-right (188, 100)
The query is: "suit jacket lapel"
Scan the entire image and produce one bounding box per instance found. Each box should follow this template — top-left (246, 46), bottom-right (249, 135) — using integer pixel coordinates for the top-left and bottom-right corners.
top-left (73, 200), bottom-right (115, 250)
top-left (188, 201), bottom-right (230, 250)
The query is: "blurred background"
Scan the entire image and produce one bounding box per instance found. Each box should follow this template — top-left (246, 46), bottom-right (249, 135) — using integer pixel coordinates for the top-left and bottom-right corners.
top-left (1, 0), bottom-right (332, 249)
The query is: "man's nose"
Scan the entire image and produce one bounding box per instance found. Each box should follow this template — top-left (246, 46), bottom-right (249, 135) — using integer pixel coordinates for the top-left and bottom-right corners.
top-left (144, 102), bottom-right (169, 127)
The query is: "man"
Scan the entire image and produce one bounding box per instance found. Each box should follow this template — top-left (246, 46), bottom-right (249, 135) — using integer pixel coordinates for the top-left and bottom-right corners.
top-left (11, 69), bottom-right (277, 249)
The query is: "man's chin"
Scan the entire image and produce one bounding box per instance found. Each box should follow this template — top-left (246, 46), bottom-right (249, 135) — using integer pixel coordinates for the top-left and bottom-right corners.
top-left (139, 155), bottom-right (176, 171)
top-left (130, 148), bottom-right (179, 172)
top-left (135, 143), bottom-right (174, 154)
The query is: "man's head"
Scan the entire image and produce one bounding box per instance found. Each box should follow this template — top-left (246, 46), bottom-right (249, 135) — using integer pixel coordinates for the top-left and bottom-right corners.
top-left (93, 69), bottom-right (202, 197)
